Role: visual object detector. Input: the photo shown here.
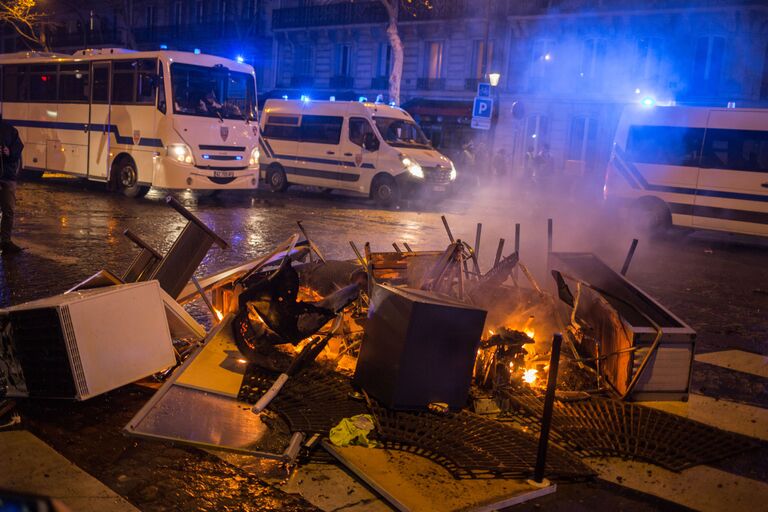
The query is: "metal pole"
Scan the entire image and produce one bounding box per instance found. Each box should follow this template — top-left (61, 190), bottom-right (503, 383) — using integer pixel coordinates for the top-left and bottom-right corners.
top-left (514, 223), bottom-right (520, 281)
top-left (620, 238), bottom-right (639, 276)
top-left (493, 238), bottom-right (505, 268)
top-left (441, 215), bottom-right (455, 243)
top-left (533, 333), bottom-right (563, 483)
top-left (191, 276), bottom-right (216, 319)
top-left (547, 218), bottom-right (553, 254)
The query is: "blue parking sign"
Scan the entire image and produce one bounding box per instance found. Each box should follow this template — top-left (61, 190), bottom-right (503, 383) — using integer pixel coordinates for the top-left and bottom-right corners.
top-left (477, 82), bottom-right (492, 98)
top-left (473, 97), bottom-right (493, 118)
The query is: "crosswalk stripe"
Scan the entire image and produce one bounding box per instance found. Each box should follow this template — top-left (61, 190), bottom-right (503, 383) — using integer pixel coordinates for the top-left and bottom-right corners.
top-left (644, 393), bottom-right (768, 441)
top-left (695, 349), bottom-right (768, 378)
top-left (589, 458), bottom-right (768, 512)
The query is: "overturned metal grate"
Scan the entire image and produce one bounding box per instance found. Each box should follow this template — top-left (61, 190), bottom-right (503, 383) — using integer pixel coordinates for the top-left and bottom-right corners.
top-left (497, 386), bottom-right (759, 472)
top-left (369, 403), bottom-right (594, 481)
top-left (238, 365), bottom-right (368, 434)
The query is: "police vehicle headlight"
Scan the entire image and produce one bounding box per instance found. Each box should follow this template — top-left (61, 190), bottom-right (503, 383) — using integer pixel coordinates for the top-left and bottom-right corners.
top-left (167, 143), bottom-right (194, 165)
top-left (449, 160), bottom-right (457, 181)
top-left (401, 156), bottom-right (424, 179)
top-left (249, 147), bottom-right (260, 167)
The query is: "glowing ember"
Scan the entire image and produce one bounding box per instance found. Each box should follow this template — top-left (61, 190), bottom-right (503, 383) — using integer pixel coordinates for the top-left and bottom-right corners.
top-left (237, 358), bottom-right (247, 364)
top-left (488, 329), bottom-right (495, 336)
top-left (523, 368), bottom-right (538, 384)
top-left (213, 308), bottom-right (224, 321)
top-left (508, 361), bottom-right (514, 370)
top-left (524, 329), bottom-right (535, 340)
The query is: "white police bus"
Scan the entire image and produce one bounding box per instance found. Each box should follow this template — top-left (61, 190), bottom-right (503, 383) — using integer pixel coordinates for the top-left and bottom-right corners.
top-left (0, 48), bottom-right (260, 197)
top-left (605, 105), bottom-right (768, 237)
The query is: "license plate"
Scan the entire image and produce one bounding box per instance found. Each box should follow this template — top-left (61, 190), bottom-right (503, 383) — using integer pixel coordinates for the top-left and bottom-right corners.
top-left (214, 171), bottom-right (234, 178)
top-left (433, 185), bottom-right (446, 192)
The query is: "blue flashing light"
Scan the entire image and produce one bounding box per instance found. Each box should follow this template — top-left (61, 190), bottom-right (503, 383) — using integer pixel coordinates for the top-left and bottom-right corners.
top-left (235, 156), bottom-right (243, 160)
top-left (389, 100), bottom-right (397, 107)
top-left (282, 95), bottom-right (289, 100)
top-left (236, 55), bottom-right (244, 64)
top-left (329, 96), bottom-right (336, 102)
top-left (300, 95), bottom-right (311, 103)
top-left (194, 48), bottom-right (201, 55)
top-left (641, 96), bottom-right (655, 107)
top-left (203, 154), bottom-right (210, 159)
top-left (358, 96), bottom-right (368, 102)
top-left (160, 44), bottom-right (168, 50)
top-left (375, 94), bottom-right (384, 103)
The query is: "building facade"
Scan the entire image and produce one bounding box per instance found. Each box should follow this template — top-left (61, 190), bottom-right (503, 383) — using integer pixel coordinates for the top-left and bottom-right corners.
top-left (3, 0), bottom-right (768, 185)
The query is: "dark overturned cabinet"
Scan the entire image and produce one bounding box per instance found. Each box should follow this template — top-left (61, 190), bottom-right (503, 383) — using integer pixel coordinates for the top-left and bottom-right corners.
top-left (549, 252), bottom-right (696, 401)
top-left (354, 284), bottom-right (487, 411)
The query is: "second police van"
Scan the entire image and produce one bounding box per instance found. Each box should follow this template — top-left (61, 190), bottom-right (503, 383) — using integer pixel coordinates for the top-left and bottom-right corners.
top-left (605, 105), bottom-right (768, 237)
top-left (258, 99), bottom-right (457, 205)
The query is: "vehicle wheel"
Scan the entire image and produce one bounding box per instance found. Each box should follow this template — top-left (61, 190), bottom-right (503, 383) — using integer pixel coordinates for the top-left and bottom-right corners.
top-left (371, 174), bottom-right (399, 207)
top-left (267, 165), bottom-right (288, 192)
top-left (632, 199), bottom-right (671, 237)
top-left (113, 157), bottom-right (149, 198)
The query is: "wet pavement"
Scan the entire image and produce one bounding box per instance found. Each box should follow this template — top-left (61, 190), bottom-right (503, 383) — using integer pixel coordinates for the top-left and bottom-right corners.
top-left (2, 176), bottom-right (767, 510)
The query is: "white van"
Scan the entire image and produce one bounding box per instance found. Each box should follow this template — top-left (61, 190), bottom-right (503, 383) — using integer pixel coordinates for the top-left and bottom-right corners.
top-left (258, 99), bottom-right (457, 204)
top-left (605, 105), bottom-right (768, 237)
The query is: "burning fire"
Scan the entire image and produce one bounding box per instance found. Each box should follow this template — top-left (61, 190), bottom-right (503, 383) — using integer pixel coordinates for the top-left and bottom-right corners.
top-left (524, 329), bottom-right (535, 340)
top-left (213, 308), bottom-right (224, 321)
top-left (522, 368), bottom-right (538, 385)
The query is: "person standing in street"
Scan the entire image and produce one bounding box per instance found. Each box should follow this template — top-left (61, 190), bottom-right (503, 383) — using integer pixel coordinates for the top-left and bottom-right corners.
top-left (0, 114), bottom-right (24, 254)
top-left (493, 148), bottom-right (508, 181)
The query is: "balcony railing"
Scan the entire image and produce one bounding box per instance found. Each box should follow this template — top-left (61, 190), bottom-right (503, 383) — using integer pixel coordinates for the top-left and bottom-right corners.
top-left (134, 22), bottom-right (262, 44)
top-left (329, 75), bottom-right (354, 89)
top-left (417, 77), bottom-right (446, 91)
top-left (371, 76), bottom-right (389, 90)
top-left (273, 2), bottom-right (387, 29)
top-left (465, 78), bottom-right (482, 91)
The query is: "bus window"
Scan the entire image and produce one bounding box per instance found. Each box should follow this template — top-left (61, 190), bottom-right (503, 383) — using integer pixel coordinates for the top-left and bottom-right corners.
top-left (301, 115), bottom-right (343, 144)
top-left (92, 65), bottom-right (109, 103)
top-left (626, 125), bottom-right (704, 167)
top-left (349, 117), bottom-right (375, 147)
top-left (702, 129), bottom-right (768, 172)
top-left (112, 61), bottom-right (135, 103)
top-left (263, 115), bottom-right (300, 140)
top-left (157, 65), bottom-right (166, 114)
top-left (136, 59), bottom-right (157, 104)
top-left (29, 64), bottom-right (57, 102)
top-left (2, 65), bottom-right (27, 102)
top-left (170, 63), bottom-right (256, 120)
top-left (58, 63), bottom-right (89, 103)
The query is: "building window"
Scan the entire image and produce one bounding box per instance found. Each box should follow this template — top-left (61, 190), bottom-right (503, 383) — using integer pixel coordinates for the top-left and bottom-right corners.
top-left (567, 116), bottom-right (598, 164)
top-left (530, 39), bottom-right (554, 79)
top-left (470, 40), bottom-right (494, 79)
top-left (635, 37), bottom-right (663, 82)
top-left (525, 114), bottom-right (549, 153)
top-left (195, 1), bottom-right (204, 23)
top-left (172, 1), bottom-right (183, 26)
top-left (424, 41), bottom-right (444, 79)
top-left (335, 44), bottom-right (352, 77)
top-left (693, 36), bottom-right (725, 88)
top-left (145, 5), bottom-right (155, 28)
top-left (376, 43), bottom-right (392, 77)
top-left (294, 45), bottom-right (313, 76)
top-left (580, 38), bottom-right (607, 80)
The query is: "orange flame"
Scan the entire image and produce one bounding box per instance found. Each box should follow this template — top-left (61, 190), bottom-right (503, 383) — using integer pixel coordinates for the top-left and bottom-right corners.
top-left (213, 308), bottom-right (224, 321)
top-left (523, 368), bottom-right (538, 385)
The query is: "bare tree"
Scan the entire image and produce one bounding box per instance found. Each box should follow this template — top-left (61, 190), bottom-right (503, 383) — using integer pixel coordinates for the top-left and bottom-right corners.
top-left (377, 0), bottom-right (431, 105)
top-left (0, 0), bottom-right (50, 50)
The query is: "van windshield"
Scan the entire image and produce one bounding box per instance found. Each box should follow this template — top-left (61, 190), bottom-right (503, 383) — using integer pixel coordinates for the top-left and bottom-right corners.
top-left (374, 117), bottom-right (431, 149)
top-left (171, 63), bottom-right (256, 121)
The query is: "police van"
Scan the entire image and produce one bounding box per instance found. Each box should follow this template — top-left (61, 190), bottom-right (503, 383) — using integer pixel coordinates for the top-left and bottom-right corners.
top-left (605, 105), bottom-right (768, 237)
top-left (258, 99), bottom-right (457, 205)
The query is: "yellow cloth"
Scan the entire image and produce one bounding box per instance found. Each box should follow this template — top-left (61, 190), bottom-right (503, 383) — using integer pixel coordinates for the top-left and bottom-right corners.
top-left (329, 414), bottom-right (378, 447)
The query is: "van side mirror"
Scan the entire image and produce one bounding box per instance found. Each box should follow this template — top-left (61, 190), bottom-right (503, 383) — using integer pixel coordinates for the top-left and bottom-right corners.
top-left (363, 133), bottom-right (380, 152)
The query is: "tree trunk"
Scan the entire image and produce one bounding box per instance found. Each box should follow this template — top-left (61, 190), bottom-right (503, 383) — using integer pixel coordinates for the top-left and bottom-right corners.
top-left (384, 2), bottom-right (403, 105)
